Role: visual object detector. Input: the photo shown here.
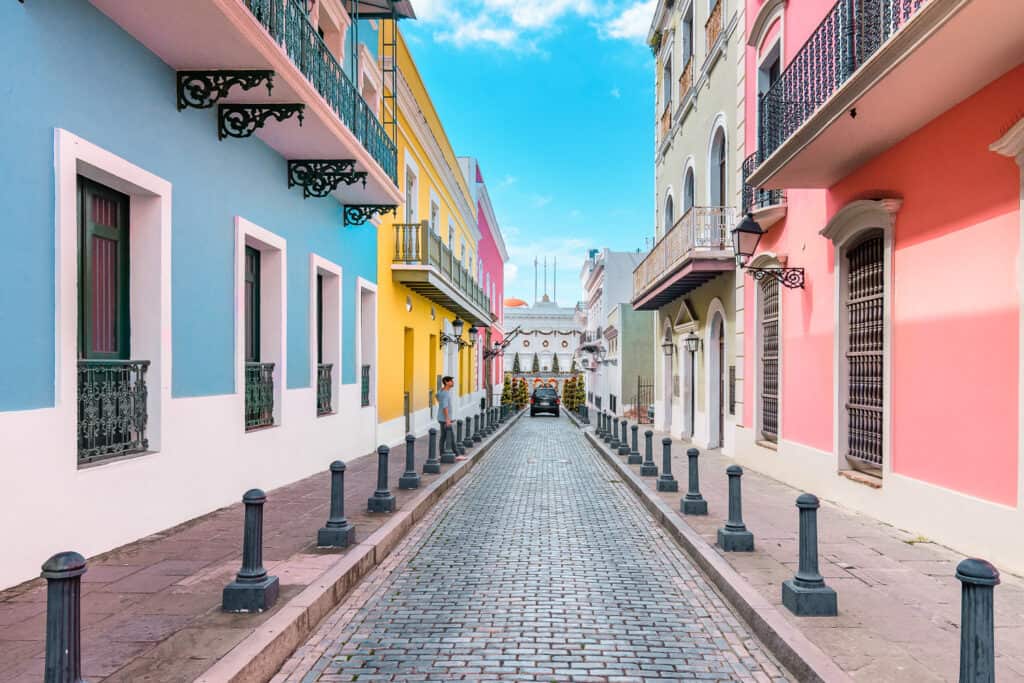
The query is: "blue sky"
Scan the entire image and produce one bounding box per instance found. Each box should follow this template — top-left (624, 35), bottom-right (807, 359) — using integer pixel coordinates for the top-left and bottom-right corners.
top-left (400, 0), bottom-right (657, 307)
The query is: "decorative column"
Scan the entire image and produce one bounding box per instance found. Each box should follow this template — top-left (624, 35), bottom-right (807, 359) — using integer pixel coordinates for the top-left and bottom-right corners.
top-left (717, 466), bottom-right (753, 551)
top-left (781, 493), bottom-right (837, 616)
top-left (318, 461), bottom-right (356, 547)
top-left (681, 447), bottom-right (708, 514)
top-left (223, 489), bottom-right (280, 612)
top-left (367, 446), bottom-right (397, 513)
top-left (42, 551), bottom-right (86, 683)
top-left (956, 558), bottom-right (1000, 683)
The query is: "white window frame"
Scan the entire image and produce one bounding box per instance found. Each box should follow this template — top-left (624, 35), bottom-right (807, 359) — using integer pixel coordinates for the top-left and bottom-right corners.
top-left (356, 276), bottom-right (378, 410)
top-left (54, 128), bottom-right (171, 462)
top-left (309, 254), bottom-right (342, 418)
top-left (821, 199), bottom-right (900, 476)
top-left (236, 217), bottom-right (287, 430)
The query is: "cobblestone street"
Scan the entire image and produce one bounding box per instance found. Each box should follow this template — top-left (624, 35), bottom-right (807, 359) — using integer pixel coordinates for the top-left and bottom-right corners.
top-left (276, 416), bottom-right (789, 682)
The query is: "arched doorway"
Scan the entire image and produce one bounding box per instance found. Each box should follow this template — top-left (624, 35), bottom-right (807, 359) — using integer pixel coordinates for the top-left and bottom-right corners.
top-left (708, 312), bottom-right (725, 449)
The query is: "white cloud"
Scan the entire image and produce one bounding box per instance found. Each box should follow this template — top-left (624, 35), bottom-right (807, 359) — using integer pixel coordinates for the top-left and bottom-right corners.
top-left (482, 0), bottom-right (597, 29)
top-left (603, 0), bottom-right (656, 41)
top-left (610, 87), bottom-right (621, 98)
top-left (499, 174), bottom-right (519, 187)
top-left (505, 262), bottom-right (519, 283)
top-left (436, 17), bottom-right (519, 49)
top-left (531, 194), bottom-right (553, 208)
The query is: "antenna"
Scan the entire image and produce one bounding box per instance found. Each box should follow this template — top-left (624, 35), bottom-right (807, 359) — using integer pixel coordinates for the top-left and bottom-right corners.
top-left (553, 256), bottom-right (557, 302)
top-left (534, 256), bottom-right (538, 304)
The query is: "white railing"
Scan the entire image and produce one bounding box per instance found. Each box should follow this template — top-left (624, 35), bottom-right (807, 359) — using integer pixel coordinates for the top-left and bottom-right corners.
top-left (633, 206), bottom-right (735, 297)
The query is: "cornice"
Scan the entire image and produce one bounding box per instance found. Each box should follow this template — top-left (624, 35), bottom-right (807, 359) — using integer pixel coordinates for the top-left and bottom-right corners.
top-left (991, 117), bottom-right (1024, 167)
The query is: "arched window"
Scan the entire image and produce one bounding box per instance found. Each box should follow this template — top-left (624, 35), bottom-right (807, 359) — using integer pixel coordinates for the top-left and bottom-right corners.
top-left (664, 194), bottom-right (675, 230)
top-left (683, 167), bottom-right (695, 213)
top-left (709, 127), bottom-right (727, 206)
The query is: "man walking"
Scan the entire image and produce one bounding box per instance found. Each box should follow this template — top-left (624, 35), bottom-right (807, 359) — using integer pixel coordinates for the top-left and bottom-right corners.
top-left (437, 376), bottom-right (465, 462)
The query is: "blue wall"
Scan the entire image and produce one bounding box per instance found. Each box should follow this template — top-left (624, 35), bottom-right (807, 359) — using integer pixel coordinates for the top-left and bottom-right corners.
top-left (0, 1), bottom-right (378, 410)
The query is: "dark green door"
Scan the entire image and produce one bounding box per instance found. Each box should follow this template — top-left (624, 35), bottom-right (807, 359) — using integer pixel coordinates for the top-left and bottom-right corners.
top-left (245, 247), bottom-right (261, 363)
top-left (78, 178), bottom-right (130, 360)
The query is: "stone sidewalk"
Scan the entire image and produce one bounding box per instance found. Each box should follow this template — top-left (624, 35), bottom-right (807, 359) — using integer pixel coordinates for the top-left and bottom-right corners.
top-left (590, 422), bottom-right (1024, 682)
top-left (0, 417), bottom-right (509, 682)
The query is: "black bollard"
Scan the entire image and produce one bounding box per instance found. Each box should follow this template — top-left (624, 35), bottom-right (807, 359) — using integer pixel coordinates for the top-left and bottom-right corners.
top-left (482, 409), bottom-right (492, 436)
top-left (473, 413), bottom-right (482, 442)
top-left (223, 489), bottom-right (280, 612)
top-left (440, 421), bottom-right (456, 464)
top-left (956, 558), bottom-right (1000, 682)
top-left (423, 427), bottom-right (441, 474)
top-left (367, 445), bottom-right (397, 513)
top-left (42, 551), bottom-right (86, 683)
top-left (681, 447), bottom-right (708, 514)
top-left (465, 416), bottom-right (475, 444)
top-left (318, 461), bottom-right (356, 547)
top-left (600, 412), bottom-right (609, 441)
top-left (717, 466), bottom-right (754, 551)
top-left (781, 493), bottom-right (837, 616)
top-left (657, 437), bottom-right (679, 492)
top-left (618, 420), bottom-right (631, 456)
top-left (628, 424), bottom-right (642, 465)
top-left (609, 416), bottom-right (621, 449)
top-left (640, 430), bottom-right (658, 476)
top-left (399, 433), bottom-right (421, 489)
top-left (453, 420), bottom-right (465, 456)
top-left (582, 405), bottom-right (589, 424)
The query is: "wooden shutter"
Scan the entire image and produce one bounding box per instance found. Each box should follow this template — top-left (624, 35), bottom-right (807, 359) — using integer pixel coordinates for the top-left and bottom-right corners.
top-left (245, 247), bottom-right (261, 363)
top-left (845, 234), bottom-right (884, 468)
top-left (79, 178), bottom-right (130, 360)
top-left (760, 277), bottom-right (779, 441)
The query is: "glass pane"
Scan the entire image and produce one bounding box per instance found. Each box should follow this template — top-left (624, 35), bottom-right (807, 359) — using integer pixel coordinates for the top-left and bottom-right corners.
top-left (91, 236), bottom-right (118, 354)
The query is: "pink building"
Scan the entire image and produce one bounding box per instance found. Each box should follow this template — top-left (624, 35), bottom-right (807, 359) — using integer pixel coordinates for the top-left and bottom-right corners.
top-left (738, 0), bottom-right (1024, 573)
top-left (460, 158), bottom-right (508, 403)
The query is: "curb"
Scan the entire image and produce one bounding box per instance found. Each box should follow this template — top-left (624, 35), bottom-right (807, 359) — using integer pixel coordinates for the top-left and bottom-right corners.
top-left (571, 414), bottom-right (850, 683)
top-left (197, 409), bottom-right (524, 683)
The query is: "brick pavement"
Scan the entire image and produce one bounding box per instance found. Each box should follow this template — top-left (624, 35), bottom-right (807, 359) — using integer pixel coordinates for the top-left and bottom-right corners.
top-left (0, 427), bottom-right (477, 682)
top-left (598, 426), bottom-right (1024, 682)
top-left (275, 415), bottom-right (791, 682)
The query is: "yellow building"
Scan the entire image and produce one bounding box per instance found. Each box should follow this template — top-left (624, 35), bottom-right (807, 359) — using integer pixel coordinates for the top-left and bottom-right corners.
top-left (374, 24), bottom-right (492, 445)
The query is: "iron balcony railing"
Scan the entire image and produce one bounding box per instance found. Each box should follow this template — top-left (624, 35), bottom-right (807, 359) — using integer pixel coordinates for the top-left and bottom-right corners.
top-left (742, 152), bottom-right (786, 213)
top-left (317, 363), bottom-right (333, 416)
top-left (393, 222), bottom-right (492, 314)
top-left (756, 0), bottom-right (927, 166)
top-left (78, 360), bottom-right (150, 465)
top-left (245, 362), bottom-right (275, 430)
top-left (633, 206), bottom-right (735, 297)
top-left (243, 0), bottom-right (397, 182)
top-left (361, 364), bottom-right (371, 407)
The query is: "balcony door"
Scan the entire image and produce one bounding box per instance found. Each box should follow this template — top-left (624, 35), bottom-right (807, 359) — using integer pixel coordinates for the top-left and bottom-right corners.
top-left (710, 128), bottom-right (727, 207)
top-left (79, 178), bottom-right (130, 361)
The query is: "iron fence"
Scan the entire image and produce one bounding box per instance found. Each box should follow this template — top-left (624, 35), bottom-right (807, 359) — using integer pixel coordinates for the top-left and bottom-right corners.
top-left (317, 363), bottom-right (333, 416)
top-left (245, 362), bottom-right (275, 430)
top-left (78, 360), bottom-right (150, 465)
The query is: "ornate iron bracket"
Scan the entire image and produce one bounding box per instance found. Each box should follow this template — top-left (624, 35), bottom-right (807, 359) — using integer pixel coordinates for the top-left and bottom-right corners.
top-left (483, 326), bottom-right (523, 359)
top-left (745, 267), bottom-right (805, 289)
top-left (288, 160), bottom-right (367, 198)
top-left (177, 70), bottom-right (274, 110)
top-left (344, 205), bottom-right (397, 226)
top-left (218, 103), bottom-right (304, 140)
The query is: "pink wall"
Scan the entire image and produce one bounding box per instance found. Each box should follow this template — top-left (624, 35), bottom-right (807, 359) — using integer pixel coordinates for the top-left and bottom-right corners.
top-left (742, 11), bottom-right (1022, 506)
top-left (475, 178), bottom-right (506, 388)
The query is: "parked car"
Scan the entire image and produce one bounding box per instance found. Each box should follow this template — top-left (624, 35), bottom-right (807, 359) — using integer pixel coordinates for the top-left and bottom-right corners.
top-left (530, 387), bottom-right (560, 417)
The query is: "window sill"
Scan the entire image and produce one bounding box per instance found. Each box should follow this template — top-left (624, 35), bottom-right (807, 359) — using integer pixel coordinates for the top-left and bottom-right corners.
top-left (754, 439), bottom-right (778, 451)
top-left (245, 423), bottom-right (278, 434)
top-left (839, 469), bottom-right (883, 489)
top-left (317, 411), bottom-right (337, 418)
top-left (78, 449), bottom-right (157, 471)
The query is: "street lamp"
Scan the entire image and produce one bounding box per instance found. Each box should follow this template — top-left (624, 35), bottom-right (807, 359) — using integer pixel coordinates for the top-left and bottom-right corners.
top-left (661, 337), bottom-right (674, 356)
top-left (731, 212), bottom-right (805, 288)
top-left (467, 325), bottom-right (479, 348)
top-left (440, 317), bottom-right (466, 349)
top-left (683, 332), bottom-right (701, 354)
top-left (683, 332), bottom-right (700, 438)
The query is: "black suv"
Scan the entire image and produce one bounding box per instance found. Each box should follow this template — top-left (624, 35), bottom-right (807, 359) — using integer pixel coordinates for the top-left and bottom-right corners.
top-left (530, 386), bottom-right (560, 417)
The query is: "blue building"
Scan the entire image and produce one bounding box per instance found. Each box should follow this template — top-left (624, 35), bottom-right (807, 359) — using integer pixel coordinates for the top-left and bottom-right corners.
top-left (0, 0), bottom-right (413, 590)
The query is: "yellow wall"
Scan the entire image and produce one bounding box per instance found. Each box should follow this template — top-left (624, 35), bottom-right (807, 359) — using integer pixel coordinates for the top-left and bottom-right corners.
top-left (375, 24), bottom-right (481, 426)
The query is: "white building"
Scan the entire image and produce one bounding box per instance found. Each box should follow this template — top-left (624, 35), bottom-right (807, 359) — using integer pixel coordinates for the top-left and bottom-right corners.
top-left (503, 295), bottom-right (581, 392)
top-left (577, 249), bottom-right (655, 419)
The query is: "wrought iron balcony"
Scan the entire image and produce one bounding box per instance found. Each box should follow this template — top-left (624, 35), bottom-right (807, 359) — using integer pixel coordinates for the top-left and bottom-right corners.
top-left (243, 0), bottom-right (397, 182)
top-left (317, 363), bottom-right (333, 416)
top-left (78, 360), bottom-right (150, 465)
top-left (632, 207), bottom-right (736, 311)
top-left (361, 364), bottom-right (371, 407)
top-left (705, 0), bottom-right (723, 56)
top-left (742, 152), bottom-right (786, 229)
top-left (245, 362), bottom-right (275, 430)
top-left (392, 222), bottom-right (493, 326)
top-left (742, 0), bottom-right (1014, 188)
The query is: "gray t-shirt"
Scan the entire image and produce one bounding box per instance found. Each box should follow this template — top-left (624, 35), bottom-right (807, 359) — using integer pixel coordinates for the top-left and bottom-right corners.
top-left (436, 388), bottom-right (453, 422)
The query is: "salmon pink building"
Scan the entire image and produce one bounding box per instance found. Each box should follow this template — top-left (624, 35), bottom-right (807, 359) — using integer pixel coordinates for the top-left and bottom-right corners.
top-left (737, 0), bottom-right (1024, 573)
top-left (460, 157), bottom-right (509, 404)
